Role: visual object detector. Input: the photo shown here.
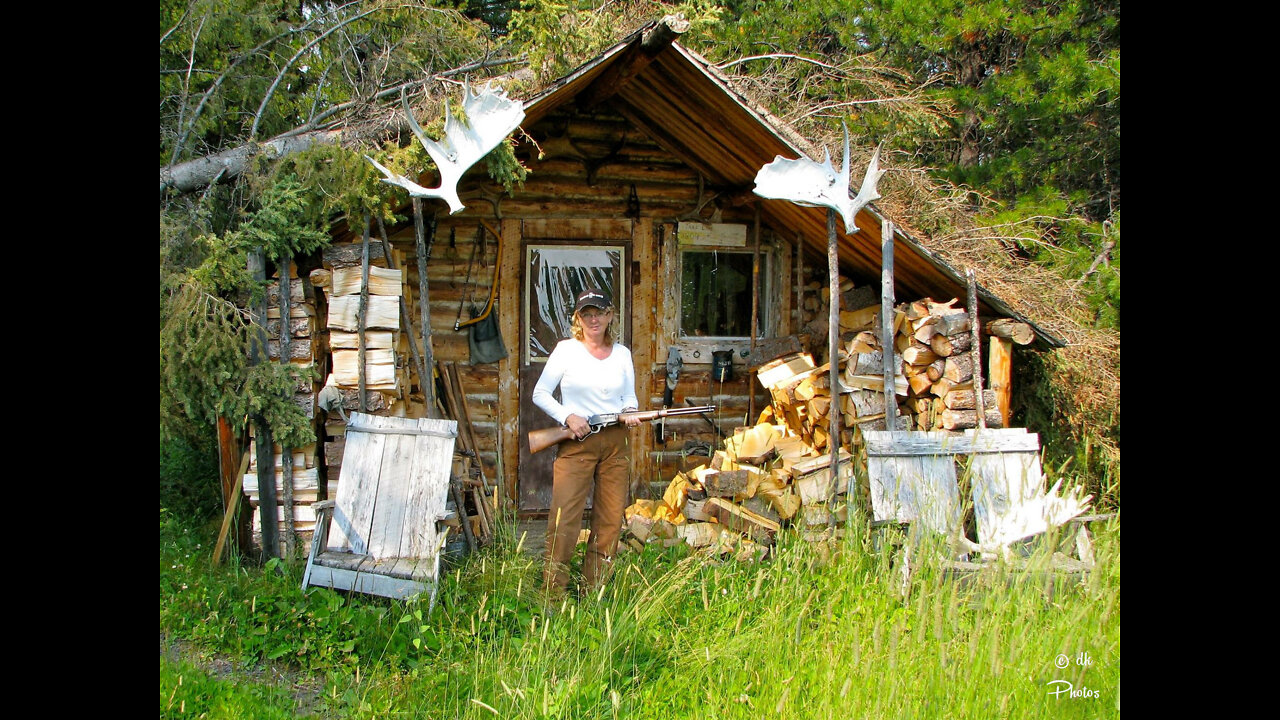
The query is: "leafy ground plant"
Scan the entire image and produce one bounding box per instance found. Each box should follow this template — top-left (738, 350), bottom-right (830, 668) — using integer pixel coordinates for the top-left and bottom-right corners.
top-left (162, 506), bottom-right (1118, 719)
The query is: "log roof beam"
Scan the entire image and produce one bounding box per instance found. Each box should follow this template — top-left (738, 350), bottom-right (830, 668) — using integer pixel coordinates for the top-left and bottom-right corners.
top-left (576, 15), bottom-right (691, 110)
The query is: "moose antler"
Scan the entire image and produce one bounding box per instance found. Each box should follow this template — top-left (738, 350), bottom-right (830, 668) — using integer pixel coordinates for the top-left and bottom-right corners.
top-left (752, 123), bottom-right (885, 234)
top-left (366, 80), bottom-right (525, 215)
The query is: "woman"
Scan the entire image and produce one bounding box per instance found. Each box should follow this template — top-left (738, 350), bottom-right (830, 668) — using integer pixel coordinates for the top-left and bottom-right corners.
top-left (532, 287), bottom-right (640, 596)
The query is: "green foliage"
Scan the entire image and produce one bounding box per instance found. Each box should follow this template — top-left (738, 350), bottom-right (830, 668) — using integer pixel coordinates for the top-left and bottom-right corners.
top-left (160, 429), bottom-right (222, 522)
top-left (510, 1), bottom-right (724, 83)
top-left (161, 656), bottom-right (301, 719)
top-left (162, 507), bottom-right (1120, 718)
top-left (1016, 349), bottom-right (1120, 509)
top-left (161, 0), bottom-right (488, 163)
top-left (160, 174), bottom-right (327, 450)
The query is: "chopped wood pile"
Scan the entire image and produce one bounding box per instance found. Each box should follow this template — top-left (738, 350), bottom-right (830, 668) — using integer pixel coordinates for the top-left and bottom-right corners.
top-left (309, 238), bottom-right (495, 552)
top-left (246, 272), bottom-right (325, 551)
top-left (622, 286), bottom-right (1034, 559)
top-left (622, 420), bottom-right (853, 560)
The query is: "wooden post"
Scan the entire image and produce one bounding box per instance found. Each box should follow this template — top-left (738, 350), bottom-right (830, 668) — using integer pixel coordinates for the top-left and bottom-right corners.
top-left (881, 219), bottom-right (897, 432)
top-left (496, 217), bottom-right (522, 508)
top-left (278, 252), bottom-right (295, 558)
top-left (965, 268), bottom-right (986, 429)
top-left (989, 336), bottom-right (1012, 428)
top-left (750, 205), bottom-right (760, 421)
top-left (376, 217), bottom-right (430, 417)
top-left (413, 199), bottom-right (440, 418)
top-left (248, 247), bottom-right (279, 559)
top-left (215, 416), bottom-right (242, 563)
top-left (795, 234), bottom-right (804, 331)
top-left (358, 215), bottom-right (370, 413)
top-left (827, 209), bottom-right (840, 503)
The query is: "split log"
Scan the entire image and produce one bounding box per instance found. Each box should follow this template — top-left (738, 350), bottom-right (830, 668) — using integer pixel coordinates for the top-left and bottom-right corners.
top-left (986, 319), bottom-right (1035, 345)
top-left (934, 314), bottom-right (970, 336)
top-left (332, 349), bottom-right (398, 388)
top-left (328, 295), bottom-right (400, 331)
top-left (702, 469), bottom-right (752, 498)
top-left (941, 407), bottom-right (1003, 430)
top-left (323, 240), bottom-right (388, 269)
top-left (913, 319), bottom-right (940, 344)
top-left (943, 389), bottom-right (998, 410)
top-left (907, 372), bottom-right (935, 395)
top-left (744, 335), bottom-right (804, 369)
top-left (838, 305), bottom-right (879, 331)
top-left (894, 332), bottom-right (912, 354)
top-left (930, 332), bottom-right (971, 357)
top-left (902, 343), bottom-right (938, 366)
top-left (926, 358), bottom-right (947, 382)
top-left (705, 498), bottom-right (779, 542)
top-left (930, 378), bottom-right (971, 398)
top-left (943, 354), bottom-right (973, 383)
top-left (330, 331), bottom-right (396, 350)
top-left (330, 265), bottom-right (404, 297)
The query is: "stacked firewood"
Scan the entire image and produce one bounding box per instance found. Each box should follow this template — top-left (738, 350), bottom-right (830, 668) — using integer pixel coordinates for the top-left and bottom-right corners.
top-left (895, 298), bottom-right (1001, 431)
top-left (246, 272), bottom-right (325, 550)
top-left (623, 418), bottom-right (856, 559)
top-left (314, 239), bottom-right (410, 403)
top-left (620, 287), bottom-right (1029, 558)
top-left (309, 240), bottom-right (411, 539)
top-left (312, 239), bottom-right (495, 552)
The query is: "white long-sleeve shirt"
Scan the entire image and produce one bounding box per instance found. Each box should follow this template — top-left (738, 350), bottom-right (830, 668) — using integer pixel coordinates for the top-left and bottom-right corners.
top-left (532, 339), bottom-right (638, 425)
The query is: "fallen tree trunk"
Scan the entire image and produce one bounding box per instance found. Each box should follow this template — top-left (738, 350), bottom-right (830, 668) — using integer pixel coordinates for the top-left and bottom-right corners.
top-left (160, 128), bottom-right (345, 196)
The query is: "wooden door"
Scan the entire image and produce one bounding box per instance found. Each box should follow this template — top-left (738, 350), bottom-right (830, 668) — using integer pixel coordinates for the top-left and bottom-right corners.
top-left (518, 243), bottom-right (628, 511)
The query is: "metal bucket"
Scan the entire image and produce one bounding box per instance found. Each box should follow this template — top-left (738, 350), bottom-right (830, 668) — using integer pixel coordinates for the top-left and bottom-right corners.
top-left (712, 350), bottom-right (734, 382)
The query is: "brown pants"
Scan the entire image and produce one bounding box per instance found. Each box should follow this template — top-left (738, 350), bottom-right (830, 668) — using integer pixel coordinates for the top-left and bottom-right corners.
top-left (544, 424), bottom-right (630, 593)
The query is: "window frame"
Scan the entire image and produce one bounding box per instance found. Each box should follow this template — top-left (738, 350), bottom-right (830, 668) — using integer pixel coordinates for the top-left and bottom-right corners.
top-left (674, 241), bottom-right (773, 365)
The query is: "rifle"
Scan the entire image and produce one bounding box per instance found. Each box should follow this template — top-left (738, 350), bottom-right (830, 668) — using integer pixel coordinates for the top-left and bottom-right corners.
top-left (528, 405), bottom-right (715, 455)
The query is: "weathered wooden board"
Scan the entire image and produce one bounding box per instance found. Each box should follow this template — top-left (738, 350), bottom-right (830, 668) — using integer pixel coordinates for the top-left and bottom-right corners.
top-left (307, 413), bottom-right (457, 601)
top-left (864, 431), bottom-right (963, 534)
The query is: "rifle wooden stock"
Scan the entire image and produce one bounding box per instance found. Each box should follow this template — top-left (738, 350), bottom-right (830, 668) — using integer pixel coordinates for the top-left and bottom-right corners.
top-left (528, 406), bottom-right (715, 454)
top-left (528, 425), bottom-right (578, 455)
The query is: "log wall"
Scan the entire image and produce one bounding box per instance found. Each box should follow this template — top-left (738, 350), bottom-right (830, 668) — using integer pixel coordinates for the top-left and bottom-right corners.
top-left (325, 102), bottom-right (851, 511)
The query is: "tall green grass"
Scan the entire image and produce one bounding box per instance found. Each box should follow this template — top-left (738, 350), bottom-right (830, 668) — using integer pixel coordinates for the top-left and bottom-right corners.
top-left (161, 509), bottom-right (1119, 719)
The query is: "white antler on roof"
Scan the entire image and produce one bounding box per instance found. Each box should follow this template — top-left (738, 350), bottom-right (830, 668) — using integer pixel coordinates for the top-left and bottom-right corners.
top-left (752, 123), bottom-right (885, 234)
top-left (367, 80), bottom-right (525, 214)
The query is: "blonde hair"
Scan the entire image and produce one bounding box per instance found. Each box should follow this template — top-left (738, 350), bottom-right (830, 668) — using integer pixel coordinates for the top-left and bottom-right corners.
top-left (570, 306), bottom-right (619, 345)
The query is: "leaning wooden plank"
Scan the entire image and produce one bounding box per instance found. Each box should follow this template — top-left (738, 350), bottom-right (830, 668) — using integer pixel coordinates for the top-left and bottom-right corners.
top-left (968, 443), bottom-right (1088, 549)
top-left (366, 421), bottom-right (416, 559)
top-left (327, 411), bottom-right (387, 552)
top-left (865, 431), bottom-right (964, 533)
top-left (399, 417), bottom-right (458, 558)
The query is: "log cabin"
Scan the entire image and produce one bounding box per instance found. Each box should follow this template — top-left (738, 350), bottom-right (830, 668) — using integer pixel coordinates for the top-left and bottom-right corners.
top-left (246, 16), bottom-right (1065, 545)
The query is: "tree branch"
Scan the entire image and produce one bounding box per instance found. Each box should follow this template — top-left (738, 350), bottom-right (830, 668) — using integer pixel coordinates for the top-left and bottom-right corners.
top-left (1072, 239), bottom-right (1115, 289)
top-left (250, 5), bottom-right (382, 139)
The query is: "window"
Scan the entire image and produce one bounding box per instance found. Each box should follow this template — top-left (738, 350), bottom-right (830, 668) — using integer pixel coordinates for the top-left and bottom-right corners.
top-left (680, 250), bottom-right (762, 338)
top-left (524, 245), bottom-right (626, 363)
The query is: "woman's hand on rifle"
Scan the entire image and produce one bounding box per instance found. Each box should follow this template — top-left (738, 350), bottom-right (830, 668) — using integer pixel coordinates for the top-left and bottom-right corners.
top-left (565, 413), bottom-right (592, 439)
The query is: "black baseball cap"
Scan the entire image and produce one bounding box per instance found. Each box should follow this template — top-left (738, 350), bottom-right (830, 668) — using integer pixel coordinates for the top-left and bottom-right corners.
top-left (573, 288), bottom-right (612, 314)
